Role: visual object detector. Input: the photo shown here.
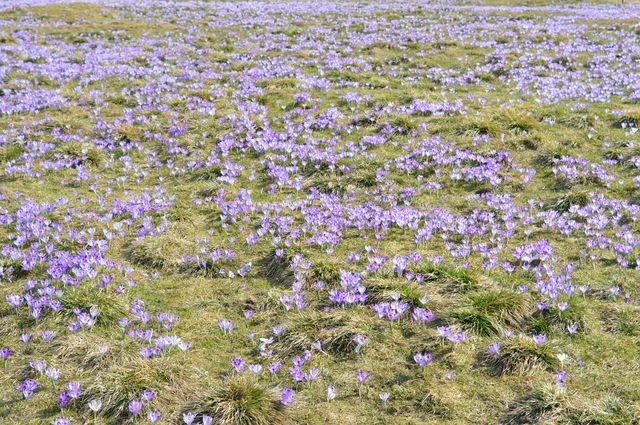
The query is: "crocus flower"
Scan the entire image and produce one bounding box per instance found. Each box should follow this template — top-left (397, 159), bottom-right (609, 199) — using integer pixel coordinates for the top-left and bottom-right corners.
top-left (17, 379), bottom-right (38, 400)
top-left (128, 399), bottom-right (143, 416)
top-left (356, 370), bottom-right (369, 384)
top-left (487, 342), bottom-right (500, 355)
top-left (413, 352), bottom-right (433, 367)
top-left (268, 361), bottom-right (281, 375)
top-left (66, 382), bottom-right (81, 399)
top-left (555, 370), bottom-right (567, 391)
top-left (280, 387), bottom-right (294, 405)
top-left (148, 410), bottom-right (161, 423)
top-left (218, 319), bottom-right (235, 334)
top-left (183, 412), bottom-right (196, 425)
top-left (0, 347), bottom-right (11, 367)
top-left (58, 391), bottom-right (69, 408)
top-left (249, 364), bottom-right (262, 376)
top-left (533, 334), bottom-right (547, 347)
top-left (141, 389), bottom-right (155, 403)
top-left (231, 356), bottom-right (246, 373)
top-left (88, 399), bottom-right (102, 413)
top-left (326, 385), bottom-right (336, 401)
top-left (46, 368), bottom-right (61, 382)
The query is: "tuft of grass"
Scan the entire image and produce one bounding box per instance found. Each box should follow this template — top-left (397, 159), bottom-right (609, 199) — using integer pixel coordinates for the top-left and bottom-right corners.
top-left (60, 285), bottom-right (127, 326)
top-left (271, 311), bottom-right (367, 359)
top-left (125, 228), bottom-right (195, 272)
top-left (79, 357), bottom-right (189, 422)
top-left (496, 110), bottom-right (539, 134)
top-left (479, 336), bottom-right (557, 376)
top-left (191, 166), bottom-right (222, 181)
top-left (527, 299), bottom-right (586, 334)
top-left (365, 280), bottom-right (425, 308)
top-left (613, 111), bottom-right (640, 129)
top-left (412, 261), bottom-right (477, 293)
top-left (457, 117), bottom-right (500, 137)
top-left (257, 249), bottom-right (294, 287)
top-left (534, 146), bottom-right (569, 167)
top-left (600, 305), bottom-right (640, 336)
top-left (446, 290), bottom-right (530, 336)
top-left (552, 189), bottom-right (590, 213)
top-left (306, 261), bottom-right (341, 286)
top-left (499, 388), bottom-right (561, 425)
top-left (180, 377), bottom-right (285, 425)
top-left (564, 395), bottom-right (636, 425)
top-left (45, 333), bottom-right (138, 373)
top-left (388, 115), bottom-right (418, 135)
top-left (510, 133), bottom-right (547, 151)
top-left (412, 390), bottom-right (451, 417)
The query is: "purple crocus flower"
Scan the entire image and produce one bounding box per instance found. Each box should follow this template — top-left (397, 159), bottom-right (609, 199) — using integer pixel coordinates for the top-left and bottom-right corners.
top-left (268, 361), bottom-right (282, 375)
top-left (249, 364), bottom-right (263, 376)
top-left (128, 399), bottom-right (143, 416)
top-left (356, 370), bottom-right (369, 384)
top-left (141, 389), bottom-right (155, 403)
top-left (17, 379), bottom-right (38, 400)
top-left (0, 347), bottom-right (11, 366)
top-left (533, 334), bottom-right (547, 347)
top-left (218, 319), bottom-right (235, 334)
top-left (58, 391), bottom-right (69, 408)
top-left (555, 370), bottom-right (567, 390)
top-left (231, 356), bottom-right (246, 373)
top-left (487, 342), bottom-right (500, 355)
top-left (183, 412), bottom-right (196, 425)
top-left (41, 330), bottom-right (56, 342)
top-left (413, 352), bottom-right (433, 367)
top-left (280, 387), bottom-right (294, 405)
top-left (326, 385), bottom-right (336, 401)
top-left (66, 382), bottom-right (81, 399)
top-left (148, 410), bottom-right (161, 423)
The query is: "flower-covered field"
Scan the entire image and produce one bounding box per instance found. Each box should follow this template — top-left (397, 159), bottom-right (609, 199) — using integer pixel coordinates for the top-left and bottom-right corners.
top-left (1, 1), bottom-right (640, 424)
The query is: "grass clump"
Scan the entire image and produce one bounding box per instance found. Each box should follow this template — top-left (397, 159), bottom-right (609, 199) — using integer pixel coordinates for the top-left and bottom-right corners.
top-left (413, 261), bottom-right (477, 293)
top-left (45, 333), bottom-right (138, 373)
top-left (496, 110), bottom-right (539, 134)
top-left (271, 311), bottom-right (367, 359)
top-left (364, 277), bottom-right (426, 308)
top-left (563, 395), bottom-right (637, 425)
top-left (79, 357), bottom-right (189, 422)
top-left (613, 111), bottom-right (640, 128)
top-left (446, 290), bottom-right (530, 336)
top-left (180, 378), bottom-right (285, 425)
top-left (457, 117), bottom-right (500, 137)
top-left (552, 189), bottom-right (590, 213)
top-left (499, 387), bottom-right (561, 424)
top-left (257, 249), bottom-right (294, 287)
top-left (60, 285), bottom-right (127, 326)
top-left (306, 261), bottom-right (341, 286)
top-left (600, 305), bottom-right (640, 336)
top-left (479, 336), bottom-right (557, 376)
top-left (125, 227), bottom-right (195, 271)
top-left (527, 299), bottom-right (586, 334)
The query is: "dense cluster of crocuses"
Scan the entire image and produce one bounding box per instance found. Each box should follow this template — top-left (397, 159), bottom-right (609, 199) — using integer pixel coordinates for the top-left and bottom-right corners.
top-left (1, 0), bottom-right (640, 423)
